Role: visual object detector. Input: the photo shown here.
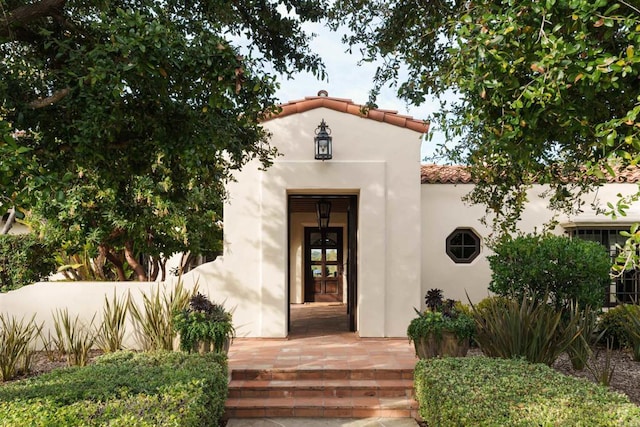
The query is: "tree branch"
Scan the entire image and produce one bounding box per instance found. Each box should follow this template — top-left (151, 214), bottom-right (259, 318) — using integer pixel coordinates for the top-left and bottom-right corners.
top-left (1, 0), bottom-right (66, 39)
top-left (619, 0), bottom-right (640, 15)
top-left (1, 207), bottom-right (16, 235)
top-left (28, 87), bottom-right (70, 109)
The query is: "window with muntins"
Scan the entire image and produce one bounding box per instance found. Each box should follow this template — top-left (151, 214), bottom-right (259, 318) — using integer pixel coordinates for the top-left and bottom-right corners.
top-left (571, 228), bottom-right (639, 306)
top-left (446, 228), bottom-right (481, 263)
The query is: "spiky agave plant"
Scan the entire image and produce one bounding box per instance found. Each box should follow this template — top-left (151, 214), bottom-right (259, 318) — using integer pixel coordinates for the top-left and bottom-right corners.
top-left (189, 293), bottom-right (214, 313)
top-left (425, 288), bottom-right (444, 312)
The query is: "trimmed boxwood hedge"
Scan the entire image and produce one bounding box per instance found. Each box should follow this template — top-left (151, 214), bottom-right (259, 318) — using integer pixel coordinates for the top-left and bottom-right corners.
top-left (415, 357), bottom-right (640, 426)
top-left (0, 351), bottom-right (228, 426)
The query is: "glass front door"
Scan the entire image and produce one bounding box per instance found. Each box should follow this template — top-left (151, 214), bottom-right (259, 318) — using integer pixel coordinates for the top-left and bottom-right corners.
top-left (305, 227), bottom-right (343, 302)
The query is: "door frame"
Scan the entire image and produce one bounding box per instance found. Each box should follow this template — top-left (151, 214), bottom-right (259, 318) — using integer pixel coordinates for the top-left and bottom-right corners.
top-left (304, 227), bottom-right (344, 302)
top-left (287, 194), bottom-right (358, 333)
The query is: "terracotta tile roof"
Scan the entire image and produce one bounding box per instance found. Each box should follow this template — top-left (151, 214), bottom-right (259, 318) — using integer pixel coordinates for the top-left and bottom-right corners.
top-left (606, 166), bottom-right (640, 183)
top-left (263, 92), bottom-right (428, 134)
top-left (420, 164), bottom-right (640, 184)
top-left (421, 164), bottom-right (474, 184)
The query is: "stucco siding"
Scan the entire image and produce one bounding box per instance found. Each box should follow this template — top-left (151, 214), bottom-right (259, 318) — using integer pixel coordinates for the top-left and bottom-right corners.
top-left (421, 182), bottom-right (640, 306)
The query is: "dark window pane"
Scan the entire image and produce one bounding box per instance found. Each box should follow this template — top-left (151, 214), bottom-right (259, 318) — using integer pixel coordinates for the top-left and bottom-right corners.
top-left (450, 246), bottom-right (464, 259)
top-left (446, 228), bottom-right (480, 263)
top-left (450, 233), bottom-right (463, 246)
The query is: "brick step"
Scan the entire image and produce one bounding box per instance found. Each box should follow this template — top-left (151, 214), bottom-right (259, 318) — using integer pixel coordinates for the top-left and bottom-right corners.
top-left (231, 368), bottom-right (414, 381)
top-left (224, 395), bottom-right (419, 419)
top-left (228, 378), bottom-right (415, 398)
top-left (225, 368), bottom-right (418, 419)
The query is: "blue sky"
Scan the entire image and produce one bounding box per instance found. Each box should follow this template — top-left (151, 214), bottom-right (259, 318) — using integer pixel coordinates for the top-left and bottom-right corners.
top-left (271, 21), bottom-right (443, 161)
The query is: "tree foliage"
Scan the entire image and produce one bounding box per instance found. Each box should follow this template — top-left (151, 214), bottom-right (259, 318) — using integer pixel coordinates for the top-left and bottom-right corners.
top-left (0, 234), bottom-right (56, 292)
top-left (333, 0), bottom-right (640, 232)
top-left (1, 0), bottom-right (326, 280)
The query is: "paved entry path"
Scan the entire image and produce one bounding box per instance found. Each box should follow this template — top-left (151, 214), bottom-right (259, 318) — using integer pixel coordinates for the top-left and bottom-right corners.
top-left (226, 417), bottom-right (419, 426)
top-left (228, 303), bottom-right (417, 372)
top-left (225, 304), bottom-right (420, 426)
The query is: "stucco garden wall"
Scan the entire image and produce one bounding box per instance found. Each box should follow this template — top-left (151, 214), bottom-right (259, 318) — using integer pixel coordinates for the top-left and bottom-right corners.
top-left (0, 279), bottom-right (195, 349)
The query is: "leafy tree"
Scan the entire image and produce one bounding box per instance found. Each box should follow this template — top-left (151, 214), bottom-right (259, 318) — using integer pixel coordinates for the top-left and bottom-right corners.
top-left (333, 0), bottom-right (640, 233)
top-left (1, 0), bottom-right (326, 280)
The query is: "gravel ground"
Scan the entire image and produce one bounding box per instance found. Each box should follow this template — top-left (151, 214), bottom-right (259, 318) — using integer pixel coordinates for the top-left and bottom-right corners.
top-left (552, 348), bottom-right (640, 405)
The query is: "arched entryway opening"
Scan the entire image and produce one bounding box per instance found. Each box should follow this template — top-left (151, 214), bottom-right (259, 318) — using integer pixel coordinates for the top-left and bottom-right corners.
top-left (287, 194), bottom-right (358, 335)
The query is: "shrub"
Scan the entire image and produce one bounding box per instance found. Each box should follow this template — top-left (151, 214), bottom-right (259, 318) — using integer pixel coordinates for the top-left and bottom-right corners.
top-left (488, 234), bottom-right (610, 310)
top-left (620, 304), bottom-right (640, 361)
top-left (415, 357), bottom-right (640, 426)
top-left (174, 293), bottom-right (235, 353)
top-left (51, 309), bottom-right (96, 367)
top-left (599, 304), bottom-right (640, 349)
top-left (0, 314), bottom-right (40, 381)
top-left (0, 234), bottom-right (56, 292)
top-left (565, 305), bottom-right (599, 370)
top-left (470, 294), bottom-right (580, 365)
top-left (95, 291), bottom-right (129, 353)
top-left (473, 295), bottom-right (509, 316)
top-left (128, 281), bottom-right (194, 351)
top-left (0, 351), bottom-right (228, 426)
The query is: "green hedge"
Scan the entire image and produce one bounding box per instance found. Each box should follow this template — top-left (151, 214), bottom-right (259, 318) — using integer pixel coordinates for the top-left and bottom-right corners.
top-left (415, 357), bottom-right (640, 426)
top-left (488, 234), bottom-right (610, 310)
top-left (0, 351), bottom-right (228, 426)
top-left (0, 234), bottom-right (56, 292)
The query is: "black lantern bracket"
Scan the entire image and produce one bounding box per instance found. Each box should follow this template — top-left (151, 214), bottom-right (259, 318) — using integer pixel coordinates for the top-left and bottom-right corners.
top-left (314, 119), bottom-right (332, 160)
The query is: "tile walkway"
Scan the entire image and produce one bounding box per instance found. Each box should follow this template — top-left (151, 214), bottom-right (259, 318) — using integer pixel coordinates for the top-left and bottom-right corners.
top-left (228, 303), bottom-right (417, 372)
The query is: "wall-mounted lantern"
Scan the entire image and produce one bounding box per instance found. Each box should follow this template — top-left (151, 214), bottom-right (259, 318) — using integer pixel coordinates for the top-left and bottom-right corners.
top-left (316, 199), bottom-right (331, 229)
top-left (314, 119), bottom-right (332, 160)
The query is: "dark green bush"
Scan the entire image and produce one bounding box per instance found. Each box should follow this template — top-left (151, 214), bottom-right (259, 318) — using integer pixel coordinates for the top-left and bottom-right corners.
top-left (488, 234), bottom-right (610, 310)
top-left (599, 304), bottom-right (640, 349)
top-left (0, 351), bottom-right (228, 426)
top-left (415, 357), bottom-right (640, 426)
top-left (0, 234), bottom-right (56, 292)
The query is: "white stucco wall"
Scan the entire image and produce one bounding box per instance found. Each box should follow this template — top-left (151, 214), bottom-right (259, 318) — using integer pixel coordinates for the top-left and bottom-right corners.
top-left (421, 182), bottom-right (640, 306)
top-left (179, 107), bottom-right (423, 338)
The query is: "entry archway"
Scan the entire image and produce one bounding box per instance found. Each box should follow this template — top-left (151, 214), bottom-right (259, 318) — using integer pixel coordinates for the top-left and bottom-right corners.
top-left (287, 194), bottom-right (358, 334)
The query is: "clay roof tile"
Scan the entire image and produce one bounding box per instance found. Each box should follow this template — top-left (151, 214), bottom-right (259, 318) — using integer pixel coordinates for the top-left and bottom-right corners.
top-left (420, 164), bottom-right (640, 184)
top-left (263, 94), bottom-right (428, 134)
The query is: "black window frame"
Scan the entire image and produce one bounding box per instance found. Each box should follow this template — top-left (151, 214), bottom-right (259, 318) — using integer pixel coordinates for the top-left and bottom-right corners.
top-left (570, 227), bottom-right (639, 306)
top-left (446, 228), bottom-right (481, 264)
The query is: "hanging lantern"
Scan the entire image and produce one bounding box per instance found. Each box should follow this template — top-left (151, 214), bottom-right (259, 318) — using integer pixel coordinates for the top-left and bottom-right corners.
top-left (316, 199), bottom-right (331, 229)
top-left (314, 119), bottom-right (332, 160)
